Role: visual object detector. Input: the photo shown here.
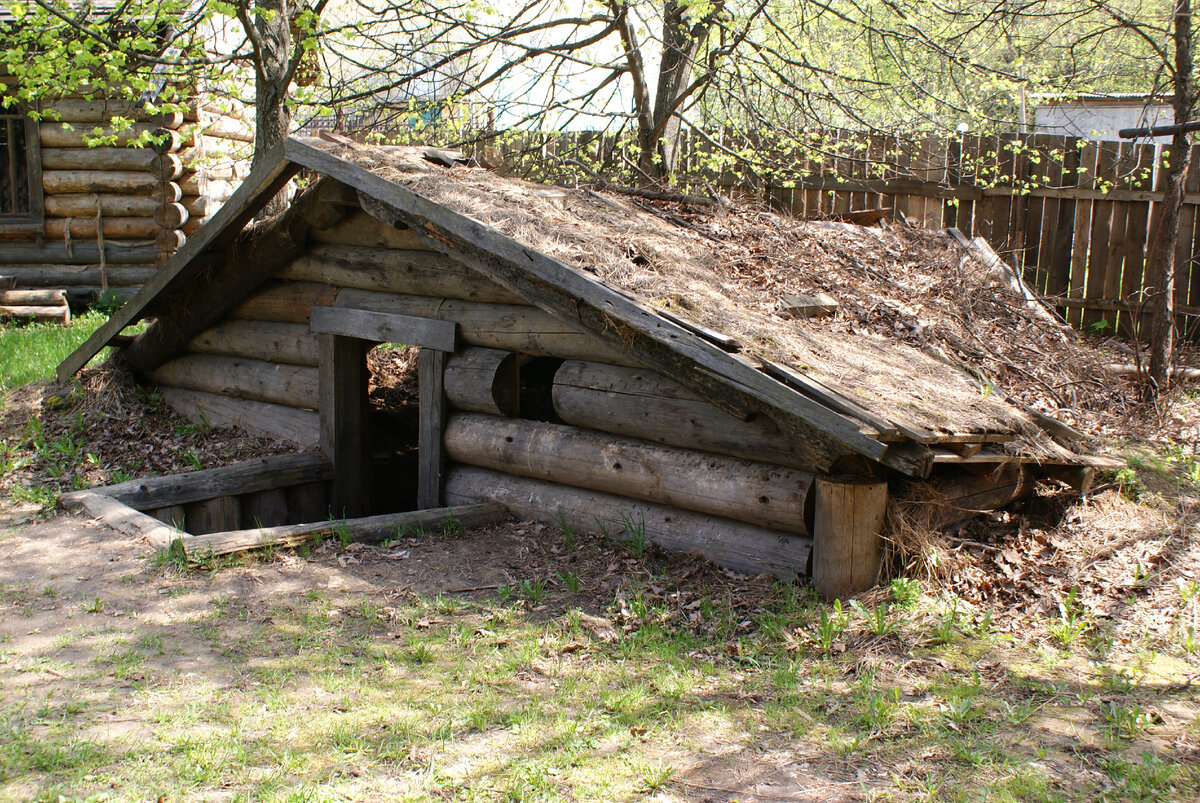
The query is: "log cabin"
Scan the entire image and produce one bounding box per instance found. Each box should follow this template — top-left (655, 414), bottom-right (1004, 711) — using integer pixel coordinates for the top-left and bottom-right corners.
top-left (0, 70), bottom-right (253, 305)
top-left (57, 135), bottom-right (1115, 598)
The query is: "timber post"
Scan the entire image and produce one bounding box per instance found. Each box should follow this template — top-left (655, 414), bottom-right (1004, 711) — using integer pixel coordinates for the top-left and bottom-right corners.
top-left (812, 475), bottom-right (888, 600)
top-left (319, 333), bottom-right (372, 519)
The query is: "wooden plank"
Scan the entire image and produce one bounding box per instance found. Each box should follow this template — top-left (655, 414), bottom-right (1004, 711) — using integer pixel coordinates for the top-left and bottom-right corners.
top-left (57, 138), bottom-right (300, 383)
top-left (160, 387), bottom-right (320, 447)
top-left (759, 359), bottom-right (908, 439)
top-left (63, 491), bottom-right (190, 550)
top-left (1101, 142), bottom-right (1134, 334)
top-left (1046, 140), bottom-right (1080, 300)
top-left (183, 502), bottom-right (508, 558)
top-left (59, 453), bottom-right (333, 511)
top-left (283, 138), bottom-right (918, 475)
top-left (1083, 141), bottom-right (1119, 331)
top-left (417, 348), bottom-right (448, 510)
top-left (319, 334), bottom-right (371, 518)
top-left (1065, 142), bottom-right (1097, 327)
top-left (310, 305), bottom-right (457, 351)
top-left (1119, 143), bottom-right (1156, 338)
top-left (241, 488), bottom-right (290, 529)
top-left (1177, 144), bottom-right (1200, 334)
top-left (445, 466), bottom-right (812, 579)
top-left (186, 495), bottom-right (240, 535)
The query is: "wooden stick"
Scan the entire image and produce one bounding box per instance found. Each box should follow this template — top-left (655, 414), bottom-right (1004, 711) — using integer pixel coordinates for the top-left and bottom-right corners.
top-left (182, 502), bottom-right (509, 557)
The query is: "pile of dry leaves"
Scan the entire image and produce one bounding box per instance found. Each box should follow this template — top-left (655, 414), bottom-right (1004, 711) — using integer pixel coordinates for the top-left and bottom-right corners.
top-left (0, 367), bottom-right (294, 500)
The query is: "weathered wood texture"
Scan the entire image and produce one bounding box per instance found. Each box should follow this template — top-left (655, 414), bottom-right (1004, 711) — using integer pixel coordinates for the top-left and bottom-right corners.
top-left (241, 488), bottom-right (290, 529)
top-left (443, 348), bottom-right (520, 416)
top-left (159, 387), bottom-right (320, 447)
top-left (319, 335), bottom-right (371, 518)
top-left (332, 288), bottom-right (635, 365)
top-left (229, 281), bottom-right (338, 323)
top-left (40, 147), bottom-right (156, 171)
top-left (147, 354), bottom-right (319, 409)
top-left (418, 349), bottom-right (448, 509)
top-left (60, 453), bottom-right (332, 511)
top-left (912, 463), bottom-right (1036, 529)
top-left (445, 466), bottom-right (812, 578)
top-left (57, 138), bottom-right (300, 382)
top-left (444, 413), bottom-right (814, 533)
top-left (43, 217), bottom-right (160, 239)
top-left (186, 495), bottom-right (240, 534)
top-left (183, 502), bottom-right (508, 557)
top-left (552, 360), bottom-right (816, 470)
top-left (279, 244), bottom-right (522, 303)
top-left (187, 321), bottom-right (319, 366)
top-left (308, 210), bottom-right (427, 249)
top-left (42, 170), bottom-right (158, 194)
top-left (0, 265), bottom-right (156, 287)
top-left (812, 476), bottom-right (888, 599)
top-left (310, 305), bottom-right (457, 351)
top-left (119, 178), bottom-right (353, 373)
top-left (61, 491), bottom-right (188, 550)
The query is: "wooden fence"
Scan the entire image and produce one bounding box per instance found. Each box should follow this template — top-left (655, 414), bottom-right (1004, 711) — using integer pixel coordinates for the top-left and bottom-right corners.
top-left (485, 129), bottom-right (1200, 340)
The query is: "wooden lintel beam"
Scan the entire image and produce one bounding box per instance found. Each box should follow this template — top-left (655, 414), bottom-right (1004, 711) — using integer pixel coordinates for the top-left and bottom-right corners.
top-left (310, 305), bottom-right (457, 351)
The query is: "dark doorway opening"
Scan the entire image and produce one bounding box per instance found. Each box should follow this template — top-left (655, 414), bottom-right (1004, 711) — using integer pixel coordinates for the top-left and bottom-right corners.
top-left (367, 343), bottom-right (420, 515)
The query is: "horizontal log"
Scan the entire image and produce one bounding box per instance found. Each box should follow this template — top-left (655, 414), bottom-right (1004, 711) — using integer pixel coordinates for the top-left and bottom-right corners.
top-left (151, 153), bottom-right (184, 181)
top-left (156, 229), bottom-right (187, 252)
top-left (155, 181), bottom-right (183, 204)
top-left (154, 202), bottom-right (189, 229)
top-left (905, 464), bottom-right (1036, 530)
top-left (183, 195), bottom-right (213, 217)
top-left (37, 99), bottom-right (182, 127)
top-left (0, 240), bottom-right (159, 264)
top-left (145, 353), bottom-right (319, 410)
top-left (194, 115), bottom-right (254, 143)
top-left (63, 286), bottom-right (138, 304)
top-left (159, 387), bottom-right (319, 447)
top-left (181, 216), bottom-right (212, 236)
top-left (445, 466), bottom-right (812, 578)
top-left (553, 360), bottom-right (814, 470)
top-left (63, 491), bottom-right (189, 550)
top-left (180, 175), bottom-right (236, 197)
top-left (182, 502), bottom-right (509, 558)
top-left (0, 265), bottom-right (157, 286)
top-left (334, 288), bottom-right (635, 365)
top-left (309, 211), bottom-right (427, 249)
top-left (1103, 362), bottom-right (1200, 380)
top-left (188, 320), bottom-right (319, 366)
top-left (444, 348), bottom-right (520, 416)
top-left (38, 121), bottom-right (164, 149)
top-left (0, 304), bottom-right (70, 323)
top-left (229, 281), bottom-right (339, 324)
top-left (45, 193), bottom-right (157, 218)
top-left (40, 147), bottom-right (156, 171)
top-left (279, 244), bottom-right (522, 304)
top-left (42, 170), bottom-right (158, 194)
top-left (0, 289), bottom-right (66, 305)
top-left (44, 217), bottom-right (160, 239)
top-left (445, 413), bottom-right (813, 533)
top-left (149, 128), bottom-right (182, 155)
top-left (60, 452), bottom-right (333, 511)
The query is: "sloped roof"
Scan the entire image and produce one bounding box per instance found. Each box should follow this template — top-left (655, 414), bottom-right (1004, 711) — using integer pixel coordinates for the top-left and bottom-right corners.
top-left (61, 135), bottom-right (1105, 478)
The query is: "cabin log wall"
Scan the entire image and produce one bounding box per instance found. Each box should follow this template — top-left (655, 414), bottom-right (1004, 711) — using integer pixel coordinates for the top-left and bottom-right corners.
top-left (145, 203), bottom-right (825, 577)
top-left (0, 79), bottom-right (253, 298)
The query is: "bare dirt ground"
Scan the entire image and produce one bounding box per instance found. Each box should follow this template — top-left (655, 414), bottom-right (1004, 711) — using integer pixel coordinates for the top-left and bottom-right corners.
top-left (2, 489), bottom-right (1199, 801)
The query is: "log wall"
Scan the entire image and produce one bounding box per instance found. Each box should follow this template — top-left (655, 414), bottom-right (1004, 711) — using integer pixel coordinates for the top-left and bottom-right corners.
top-left (0, 83), bottom-right (253, 300)
top-left (145, 202), bottom-right (823, 575)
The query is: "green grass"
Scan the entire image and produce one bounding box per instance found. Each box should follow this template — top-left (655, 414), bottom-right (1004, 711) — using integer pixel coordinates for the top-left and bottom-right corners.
top-left (0, 312), bottom-right (109, 392)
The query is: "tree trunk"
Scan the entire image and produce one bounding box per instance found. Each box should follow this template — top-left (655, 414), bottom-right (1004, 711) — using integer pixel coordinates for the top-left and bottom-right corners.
top-left (1148, 0), bottom-right (1194, 393)
top-left (253, 0), bottom-right (292, 218)
top-left (636, 0), bottom-right (714, 179)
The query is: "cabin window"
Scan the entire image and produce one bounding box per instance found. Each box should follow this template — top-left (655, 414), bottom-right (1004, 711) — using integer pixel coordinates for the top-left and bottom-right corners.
top-left (0, 113), bottom-right (43, 229)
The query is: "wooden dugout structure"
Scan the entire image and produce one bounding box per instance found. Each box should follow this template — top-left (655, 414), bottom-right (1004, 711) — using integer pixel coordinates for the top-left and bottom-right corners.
top-left (58, 136), bottom-right (1113, 598)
